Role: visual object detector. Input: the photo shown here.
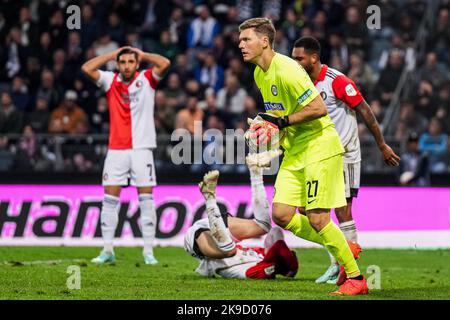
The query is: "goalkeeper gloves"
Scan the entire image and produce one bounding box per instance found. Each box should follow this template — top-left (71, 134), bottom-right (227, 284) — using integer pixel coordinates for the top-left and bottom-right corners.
top-left (258, 113), bottom-right (290, 129)
top-left (246, 115), bottom-right (279, 150)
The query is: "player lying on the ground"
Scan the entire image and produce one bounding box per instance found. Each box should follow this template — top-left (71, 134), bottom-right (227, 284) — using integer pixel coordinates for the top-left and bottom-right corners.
top-left (184, 152), bottom-right (298, 279)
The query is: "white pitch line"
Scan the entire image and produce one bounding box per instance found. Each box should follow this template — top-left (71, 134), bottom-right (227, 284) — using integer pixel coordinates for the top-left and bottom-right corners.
top-left (0, 259), bottom-right (88, 266)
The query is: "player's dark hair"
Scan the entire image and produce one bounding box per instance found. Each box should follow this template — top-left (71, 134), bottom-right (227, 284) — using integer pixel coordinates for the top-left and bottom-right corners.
top-left (293, 36), bottom-right (321, 56)
top-left (116, 48), bottom-right (138, 62)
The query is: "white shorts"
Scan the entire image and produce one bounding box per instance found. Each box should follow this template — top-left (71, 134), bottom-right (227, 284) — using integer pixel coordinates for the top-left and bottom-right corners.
top-left (102, 149), bottom-right (157, 187)
top-left (343, 161), bottom-right (360, 198)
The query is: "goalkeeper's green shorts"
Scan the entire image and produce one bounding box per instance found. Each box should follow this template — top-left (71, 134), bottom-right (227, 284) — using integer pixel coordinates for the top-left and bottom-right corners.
top-left (273, 153), bottom-right (346, 210)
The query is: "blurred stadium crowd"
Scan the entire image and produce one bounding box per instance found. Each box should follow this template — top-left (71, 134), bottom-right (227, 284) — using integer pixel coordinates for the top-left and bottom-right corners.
top-left (0, 0), bottom-right (449, 183)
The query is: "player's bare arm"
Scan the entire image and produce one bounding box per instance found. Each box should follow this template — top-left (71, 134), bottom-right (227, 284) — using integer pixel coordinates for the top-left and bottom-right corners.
top-left (287, 95), bottom-right (328, 125)
top-left (355, 100), bottom-right (401, 166)
top-left (132, 48), bottom-right (171, 78)
top-left (81, 46), bottom-right (131, 82)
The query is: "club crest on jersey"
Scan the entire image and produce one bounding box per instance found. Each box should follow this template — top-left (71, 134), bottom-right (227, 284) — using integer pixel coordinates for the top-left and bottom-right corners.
top-left (271, 85), bottom-right (278, 96)
top-left (320, 91), bottom-right (327, 100)
top-left (136, 80), bottom-right (143, 88)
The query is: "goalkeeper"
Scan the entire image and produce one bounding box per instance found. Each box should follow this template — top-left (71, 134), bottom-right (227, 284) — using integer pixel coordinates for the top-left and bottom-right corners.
top-left (184, 151), bottom-right (298, 279)
top-left (238, 17), bottom-right (368, 295)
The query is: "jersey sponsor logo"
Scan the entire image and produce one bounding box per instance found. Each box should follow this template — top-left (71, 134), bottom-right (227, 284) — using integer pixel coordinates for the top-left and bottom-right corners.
top-left (129, 91), bottom-right (141, 103)
top-left (264, 102), bottom-right (285, 111)
top-left (320, 91), bottom-right (327, 101)
top-left (121, 91), bottom-right (140, 104)
top-left (345, 84), bottom-right (357, 96)
top-left (271, 84), bottom-right (278, 96)
top-left (120, 92), bottom-right (130, 105)
top-left (297, 88), bottom-right (313, 104)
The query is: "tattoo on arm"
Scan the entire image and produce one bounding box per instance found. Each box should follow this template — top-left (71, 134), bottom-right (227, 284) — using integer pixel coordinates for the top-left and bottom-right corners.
top-left (355, 100), bottom-right (385, 146)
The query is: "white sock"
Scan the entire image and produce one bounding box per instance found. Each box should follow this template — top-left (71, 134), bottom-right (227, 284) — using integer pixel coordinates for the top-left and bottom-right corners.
top-left (139, 193), bottom-right (157, 255)
top-left (264, 226), bottom-right (284, 249)
top-left (250, 168), bottom-right (271, 233)
top-left (339, 220), bottom-right (358, 243)
top-left (101, 194), bottom-right (120, 254)
top-left (205, 197), bottom-right (235, 252)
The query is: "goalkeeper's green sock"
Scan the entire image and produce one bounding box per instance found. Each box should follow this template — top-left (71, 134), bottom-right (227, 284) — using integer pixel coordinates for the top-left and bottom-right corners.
top-left (285, 214), bottom-right (360, 278)
top-left (285, 213), bottom-right (324, 245)
top-left (318, 221), bottom-right (360, 278)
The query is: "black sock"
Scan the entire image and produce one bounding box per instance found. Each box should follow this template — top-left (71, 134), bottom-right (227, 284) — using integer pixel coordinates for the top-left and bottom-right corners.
top-left (351, 275), bottom-right (364, 280)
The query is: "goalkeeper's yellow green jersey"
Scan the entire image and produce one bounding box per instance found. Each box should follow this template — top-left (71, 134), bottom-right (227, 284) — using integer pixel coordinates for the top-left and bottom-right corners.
top-left (253, 53), bottom-right (344, 167)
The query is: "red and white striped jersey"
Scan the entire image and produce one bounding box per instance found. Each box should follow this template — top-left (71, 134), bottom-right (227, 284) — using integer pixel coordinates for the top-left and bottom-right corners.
top-left (314, 65), bottom-right (364, 163)
top-left (97, 69), bottom-right (161, 149)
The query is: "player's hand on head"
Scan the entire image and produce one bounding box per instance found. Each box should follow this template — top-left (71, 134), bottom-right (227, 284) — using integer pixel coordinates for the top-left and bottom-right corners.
top-left (131, 47), bottom-right (145, 61)
top-left (117, 46), bottom-right (132, 52)
top-left (114, 46), bottom-right (132, 59)
top-left (380, 143), bottom-right (401, 166)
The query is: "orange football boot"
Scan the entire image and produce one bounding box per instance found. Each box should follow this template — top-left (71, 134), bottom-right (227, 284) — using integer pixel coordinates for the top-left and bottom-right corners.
top-left (330, 276), bottom-right (369, 296)
top-left (336, 240), bottom-right (363, 286)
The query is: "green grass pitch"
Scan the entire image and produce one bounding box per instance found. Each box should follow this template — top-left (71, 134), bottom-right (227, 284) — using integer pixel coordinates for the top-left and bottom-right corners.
top-left (0, 247), bottom-right (449, 300)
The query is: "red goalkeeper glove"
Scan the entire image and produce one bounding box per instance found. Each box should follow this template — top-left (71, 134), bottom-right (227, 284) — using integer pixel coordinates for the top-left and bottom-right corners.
top-left (249, 120), bottom-right (279, 146)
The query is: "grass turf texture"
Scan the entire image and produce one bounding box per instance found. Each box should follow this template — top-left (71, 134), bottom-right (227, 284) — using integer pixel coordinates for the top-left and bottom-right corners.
top-left (0, 247), bottom-right (449, 300)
